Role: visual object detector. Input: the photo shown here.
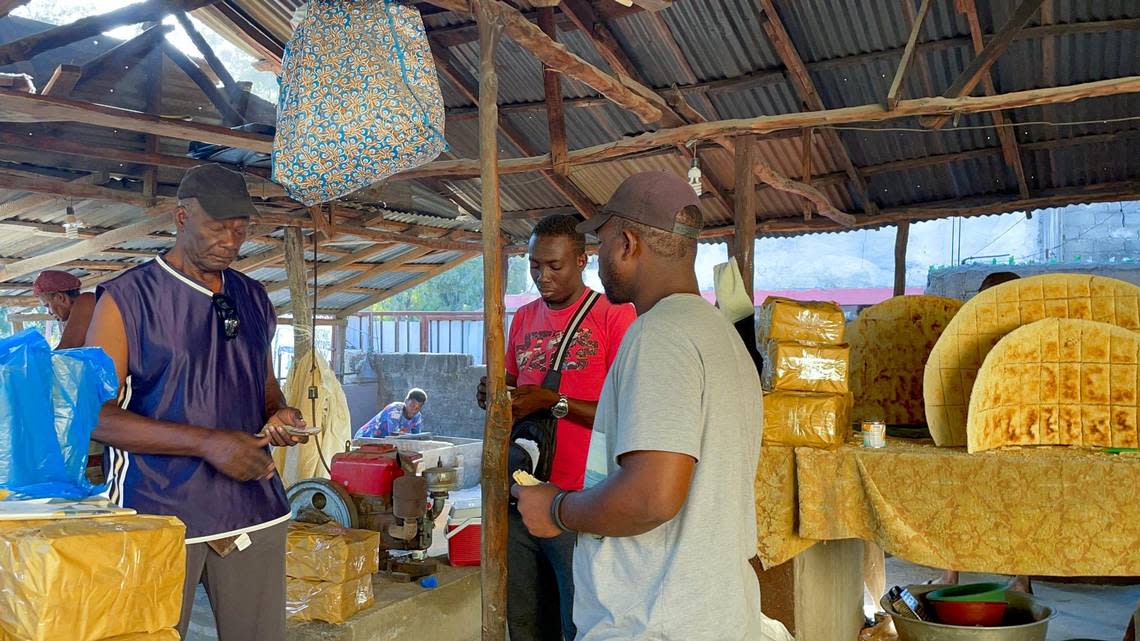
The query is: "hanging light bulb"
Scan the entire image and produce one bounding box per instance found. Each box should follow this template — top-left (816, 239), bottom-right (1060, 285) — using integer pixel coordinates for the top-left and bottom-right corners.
top-left (687, 156), bottom-right (703, 196)
top-left (63, 204), bottom-right (84, 240)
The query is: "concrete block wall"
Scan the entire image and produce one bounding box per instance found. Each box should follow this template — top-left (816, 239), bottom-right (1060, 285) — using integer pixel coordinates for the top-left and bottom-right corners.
top-left (359, 352), bottom-right (487, 440)
top-left (927, 263), bottom-right (1140, 301)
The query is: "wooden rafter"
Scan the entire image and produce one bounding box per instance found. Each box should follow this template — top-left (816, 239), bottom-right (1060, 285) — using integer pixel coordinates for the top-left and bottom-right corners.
top-left (0, 91), bottom-right (272, 152)
top-left (41, 65), bottom-right (82, 97)
top-left (800, 128), bottom-right (813, 219)
top-left (0, 0), bottom-right (218, 66)
top-left (958, 0), bottom-right (1031, 198)
top-left (161, 42), bottom-right (245, 125)
top-left (0, 205), bottom-right (174, 283)
top-left (398, 77), bottom-right (1140, 177)
top-left (922, 0), bottom-right (1046, 129)
top-left (733, 136), bottom-right (757, 292)
top-left (886, 0), bottom-right (933, 109)
top-left (538, 8), bottom-right (569, 177)
top-left (0, 1), bottom-right (29, 19)
top-left (142, 43), bottom-right (163, 205)
top-left (77, 23), bottom-right (172, 83)
top-left (335, 252), bottom-right (479, 317)
top-left (264, 241), bottom-right (397, 295)
top-left (174, 11), bottom-right (240, 99)
top-left (479, 0), bottom-right (662, 123)
top-left (304, 247), bottom-right (434, 309)
top-left (698, 180), bottom-right (1140, 237)
top-left (0, 169), bottom-right (154, 207)
top-left (756, 0), bottom-right (879, 216)
top-left (431, 43), bottom-right (600, 219)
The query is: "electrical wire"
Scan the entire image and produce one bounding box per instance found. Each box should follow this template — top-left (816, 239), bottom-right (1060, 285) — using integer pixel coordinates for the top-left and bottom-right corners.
top-left (825, 115), bottom-right (1140, 134)
top-left (962, 213), bottom-right (1028, 263)
top-left (1015, 204), bottom-right (1122, 262)
top-left (310, 228), bottom-right (333, 476)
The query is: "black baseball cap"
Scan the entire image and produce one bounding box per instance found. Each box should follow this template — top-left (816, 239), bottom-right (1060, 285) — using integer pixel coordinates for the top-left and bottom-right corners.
top-left (576, 171), bottom-right (703, 239)
top-left (176, 164), bottom-right (258, 220)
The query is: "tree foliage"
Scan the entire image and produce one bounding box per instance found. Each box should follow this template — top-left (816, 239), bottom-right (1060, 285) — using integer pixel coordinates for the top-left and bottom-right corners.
top-left (375, 257), bottom-right (530, 312)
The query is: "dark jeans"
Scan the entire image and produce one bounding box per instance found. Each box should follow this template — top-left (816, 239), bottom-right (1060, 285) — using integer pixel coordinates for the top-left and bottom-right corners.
top-left (508, 507), bottom-right (577, 641)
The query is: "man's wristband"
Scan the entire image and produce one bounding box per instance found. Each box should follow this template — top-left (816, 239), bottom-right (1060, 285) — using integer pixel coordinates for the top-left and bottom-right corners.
top-left (550, 490), bottom-right (574, 533)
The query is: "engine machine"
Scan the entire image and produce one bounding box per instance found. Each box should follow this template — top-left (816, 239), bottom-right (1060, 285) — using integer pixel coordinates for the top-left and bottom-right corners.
top-left (287, 444), bottom-right (458, 580)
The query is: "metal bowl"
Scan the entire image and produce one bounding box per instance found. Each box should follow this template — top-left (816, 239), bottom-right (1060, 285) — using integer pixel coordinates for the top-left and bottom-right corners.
top-left (881, 585), bottom-right (1055, 641)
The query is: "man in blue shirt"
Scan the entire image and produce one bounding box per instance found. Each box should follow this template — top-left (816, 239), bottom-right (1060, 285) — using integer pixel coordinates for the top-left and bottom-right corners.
top-left (356, 388), bottom-right (427, 438)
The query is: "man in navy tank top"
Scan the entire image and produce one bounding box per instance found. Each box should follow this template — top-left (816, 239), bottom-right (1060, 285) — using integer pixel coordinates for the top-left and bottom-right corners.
top-left (85, 164), bottom-right (308, 641)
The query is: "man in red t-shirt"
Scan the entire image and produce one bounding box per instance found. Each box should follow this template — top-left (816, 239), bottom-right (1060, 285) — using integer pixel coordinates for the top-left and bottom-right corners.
top-left (478, 215), bottom-right (635, 641)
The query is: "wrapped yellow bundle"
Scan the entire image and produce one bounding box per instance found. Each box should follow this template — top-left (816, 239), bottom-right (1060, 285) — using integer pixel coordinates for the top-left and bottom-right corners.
top-left (757, 297), bottom-right (846, 344)
top-left (848, 295), bottom-right (963, 425)
top-left (968, 318), bottom-right (1140, 453)
top-left (762, 341), bottom-right (849, 394)
top-left (286, 574), bottom-right (374, 624)
top-left (286, 522), bottom-right (381, 584)
top-left (98, 630), bottom-right (180, 641)
top-left (762, 391), bottom-right (852, 449)
top-left (0, 515), bottom-right (185, 641)
top-left (924, 274), bottom-right (1140, 446)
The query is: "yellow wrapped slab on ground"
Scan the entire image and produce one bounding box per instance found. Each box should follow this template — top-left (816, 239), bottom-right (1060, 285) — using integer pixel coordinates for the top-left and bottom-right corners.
top-left (968, 318), bottom-right (1140, 453)
top-left (848, 295), bottom-right (963, 425)
top-left (762, 391), bottom-right (852, 449)
top-left (98, 630), bottom-right (180, 640)
top-left (757, 297), bottom-right (846, 344)
top-left (924, 274), bottom-right (1140, 446)
top-left (286, 521), bottom-right (381, 583)
top-left (0, 515), bottom-right (185, 641)
top-left (762, 341), bottom-right (849, 394)
top-left (287, 574), bottom-right (374, 624)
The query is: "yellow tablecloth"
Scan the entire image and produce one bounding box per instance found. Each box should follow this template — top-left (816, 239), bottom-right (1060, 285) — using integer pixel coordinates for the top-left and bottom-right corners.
top-left (756, 438), bottom-right (1140, 576)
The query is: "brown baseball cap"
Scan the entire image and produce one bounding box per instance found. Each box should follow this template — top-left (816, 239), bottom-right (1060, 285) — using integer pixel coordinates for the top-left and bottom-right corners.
top-left (576, 171), bottom-right (703, 239)
top-left (176, 164), bottom-right (258, 220)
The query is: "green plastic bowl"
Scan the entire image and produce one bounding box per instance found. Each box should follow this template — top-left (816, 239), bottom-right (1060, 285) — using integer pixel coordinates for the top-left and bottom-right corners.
top-left (927, 582), bottom-right (1009, 604)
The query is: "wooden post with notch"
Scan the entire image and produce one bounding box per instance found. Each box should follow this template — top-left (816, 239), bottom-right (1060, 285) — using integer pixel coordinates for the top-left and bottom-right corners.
top-left (894, 220), bottom-right (910, 296)
top-left (800, 128), bottom-right (813, 220)
top-left (142, 40), bottom-right (162, 205)
top-left (477, 1), bottom-right (510, 639)
top-left (734, 135), bottom-right (756, 294)
top-left (537, 7), bottom-right (569, 177)
top-left (284, 226), bottom-right (313, 364)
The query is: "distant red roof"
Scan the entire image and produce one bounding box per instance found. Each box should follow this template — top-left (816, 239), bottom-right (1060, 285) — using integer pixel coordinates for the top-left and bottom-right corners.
top-left (504, 287), bottom-right (924, 312)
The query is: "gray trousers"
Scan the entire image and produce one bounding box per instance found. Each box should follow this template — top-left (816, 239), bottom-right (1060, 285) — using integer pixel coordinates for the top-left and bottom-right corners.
top-left (176, 520), bottom-right (288, 641)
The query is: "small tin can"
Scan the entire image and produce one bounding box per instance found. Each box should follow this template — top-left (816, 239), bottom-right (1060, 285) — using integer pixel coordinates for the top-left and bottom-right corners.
top-left (862, 421), bottom-right (886, 448)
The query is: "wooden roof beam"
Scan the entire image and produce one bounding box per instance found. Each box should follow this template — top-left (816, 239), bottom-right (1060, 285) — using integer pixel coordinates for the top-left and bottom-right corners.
top-left (399, 77), bottom-right (1140, 179)
top-left (958, 0), bottom-right (1030, 198)
top-left (41, 64), bottom-right (82, 97)
top-left (174, 11), bottom-right (240, 99)
top-left (0, 1), bottom-right (29, 19)
top-left (0, 0), bottom-right (218, 66)
top-left (0, 168), bottom-right (156, 207)
top-left (756, 0), bottom-right (879, 216)
top-left (886, 0), bottom-right (933, 109)
top-left (480, 0), bottom-right (662, 124)
top-left (77, 23), bottom-right (172, 83)
top-left (303, 247), bottom-right (434, 310)
top-left (161, 42), bottom-right (245, 125)
top-left (922, 0), bottom-right (1046, 129)
top-left (431, 43), bottom-right (600, 219)
top-left (0, 204), bottom-right (174, 283)
top-left (335, 252), bottom-right (479, 317)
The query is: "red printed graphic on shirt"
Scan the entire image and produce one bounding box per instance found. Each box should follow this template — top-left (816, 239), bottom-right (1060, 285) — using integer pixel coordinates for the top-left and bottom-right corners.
top-left (515, 327), bottom-right (598, 374)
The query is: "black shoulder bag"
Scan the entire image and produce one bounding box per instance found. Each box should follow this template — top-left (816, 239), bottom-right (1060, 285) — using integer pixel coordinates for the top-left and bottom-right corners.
top-left (508, 290), bottom-right (600, 485)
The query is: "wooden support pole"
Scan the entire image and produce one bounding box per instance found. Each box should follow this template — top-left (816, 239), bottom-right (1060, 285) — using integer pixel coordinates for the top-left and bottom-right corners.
top-left (283, 227), bottom-right (313, 365)
top-left (886, 0), bottom-right (932, 109)
top-left (476, 1), bottom-right (509, 638)
top-left (800, 128), bottom-right (813, 220)
top-left (537, 8), bottom-right (569, 177)
top-left (0, 0), bottom-right (216, 66)
top-left (793, 540), bottom-right (865, 641)
top-left (142, 45), bottom-right (163, 205)
top-left (894, 220), bottom-right (910, 296)
top-left (922, 0), bottom-right (1046, 129)
top-left (734, 135), bottom-right (757, 294)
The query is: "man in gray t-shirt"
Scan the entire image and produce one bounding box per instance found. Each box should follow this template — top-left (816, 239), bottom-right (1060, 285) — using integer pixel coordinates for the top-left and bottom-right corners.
top-left (513, 172), bottom-right (791, 641)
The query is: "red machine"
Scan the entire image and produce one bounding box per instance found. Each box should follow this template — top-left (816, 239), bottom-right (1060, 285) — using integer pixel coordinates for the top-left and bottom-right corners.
top-left (330, 444), bottom-right (404, 496)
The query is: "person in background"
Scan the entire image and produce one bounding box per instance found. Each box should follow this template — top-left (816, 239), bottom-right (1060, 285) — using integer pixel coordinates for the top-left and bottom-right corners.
top-left (937, 269), bottom-right (1032, 594)
top-left (477, 214), bottom-right (636, 641)
top-left (33, 270), bottom-right (96, 349)
top-left (85, 164), bottom-right (307, 641)
top-left (355, 388), bottom-right (428, 438)
top-left (512, 172), bottom-right (791, 641)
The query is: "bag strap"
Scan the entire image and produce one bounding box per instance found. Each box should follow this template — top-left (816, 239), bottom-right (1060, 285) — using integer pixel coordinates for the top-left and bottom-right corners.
top-left (541, 290), bottom-right (601, 390)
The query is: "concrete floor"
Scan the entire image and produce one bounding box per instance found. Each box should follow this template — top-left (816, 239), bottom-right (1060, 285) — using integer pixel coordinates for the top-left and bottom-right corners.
top-left (886, 556), bottom-right (1139, 641)
top-left (185, 557), bottom-right (1137, 641)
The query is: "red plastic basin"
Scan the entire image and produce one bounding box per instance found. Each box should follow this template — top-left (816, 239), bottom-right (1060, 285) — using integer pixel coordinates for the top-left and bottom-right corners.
top-left (931, 599), bottom-right (1007, 626)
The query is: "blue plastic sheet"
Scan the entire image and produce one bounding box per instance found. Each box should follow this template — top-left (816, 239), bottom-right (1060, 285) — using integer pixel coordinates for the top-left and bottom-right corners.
top-left (0, 330), bottom-right (117, 499)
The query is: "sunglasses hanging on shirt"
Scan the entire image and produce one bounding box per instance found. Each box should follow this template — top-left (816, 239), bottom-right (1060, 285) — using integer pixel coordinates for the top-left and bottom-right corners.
top-left (211, 293), bottom-right (240, 340)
